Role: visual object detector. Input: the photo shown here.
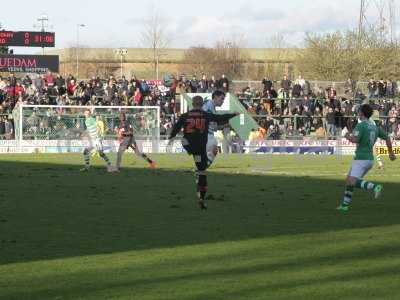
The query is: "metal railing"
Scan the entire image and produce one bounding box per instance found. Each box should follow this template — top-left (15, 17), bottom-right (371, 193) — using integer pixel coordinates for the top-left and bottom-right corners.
top-left (16, 106), bottom-right (160, 141)
top-left (250, 115), bottom-right (400, 140)
top-left (232, 80), bottom-right (399, 98)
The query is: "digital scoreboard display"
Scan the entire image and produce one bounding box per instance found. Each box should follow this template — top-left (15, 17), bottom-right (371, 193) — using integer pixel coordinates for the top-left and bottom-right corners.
top-left (0, 31), bottom-right (55, 47)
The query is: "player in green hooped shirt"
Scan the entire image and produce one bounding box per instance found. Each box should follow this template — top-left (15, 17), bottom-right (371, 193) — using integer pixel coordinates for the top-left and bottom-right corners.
top-left (80, 109), bottom-right (113, 172)
top-left (337, 104), bottom-right (396, 212)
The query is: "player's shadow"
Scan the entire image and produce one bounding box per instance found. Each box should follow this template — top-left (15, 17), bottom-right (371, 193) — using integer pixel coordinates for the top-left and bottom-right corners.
top-left (0, 158), bottom-right (399, 265)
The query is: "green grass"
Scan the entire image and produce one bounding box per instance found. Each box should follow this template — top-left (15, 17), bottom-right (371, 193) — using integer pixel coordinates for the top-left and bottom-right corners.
top-left (0, 154), bottom-right (399, 300)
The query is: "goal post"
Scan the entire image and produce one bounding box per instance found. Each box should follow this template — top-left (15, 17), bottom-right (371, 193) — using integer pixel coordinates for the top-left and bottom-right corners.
top-left (12, 104), bottom-right (161, 154)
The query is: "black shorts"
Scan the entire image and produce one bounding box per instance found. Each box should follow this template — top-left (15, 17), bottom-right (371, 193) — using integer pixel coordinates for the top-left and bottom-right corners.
top-left (120, 136), bottom-right (137, 150)
top-left (183, 145), bottom-right (208, 171)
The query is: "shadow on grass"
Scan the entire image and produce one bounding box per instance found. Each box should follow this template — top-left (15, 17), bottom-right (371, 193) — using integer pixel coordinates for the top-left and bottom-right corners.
top-left (4, 242), bottom-right (400, 299)
top-left (0, 159), bottom-right (399, 265)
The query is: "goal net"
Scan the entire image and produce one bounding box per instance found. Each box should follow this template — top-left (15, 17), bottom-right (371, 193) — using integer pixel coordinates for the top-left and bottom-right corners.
top-left (12, 105), bottom-right (160, 154)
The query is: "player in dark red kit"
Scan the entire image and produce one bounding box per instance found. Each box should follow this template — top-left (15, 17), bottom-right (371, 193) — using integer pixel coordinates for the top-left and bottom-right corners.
top-left (168, 96), bottom-right (238, 210)
top-left (115, 112), bottom-right (156, 171)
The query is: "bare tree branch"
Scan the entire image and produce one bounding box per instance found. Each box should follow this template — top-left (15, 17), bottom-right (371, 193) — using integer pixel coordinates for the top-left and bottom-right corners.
top-left (141, 6), bottom-right (170, 79)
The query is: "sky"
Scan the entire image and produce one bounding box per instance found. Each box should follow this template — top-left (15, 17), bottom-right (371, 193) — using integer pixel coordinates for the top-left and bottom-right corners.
top-left (0, 0), bottom-right (395, 54)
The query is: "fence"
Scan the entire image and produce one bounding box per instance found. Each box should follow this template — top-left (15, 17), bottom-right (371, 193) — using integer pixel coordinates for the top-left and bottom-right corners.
top-left (250, 115), bottom-right (400, 141)
top-left (13, 105), bottom-right (159, 140)
top-left (231, 80), bottom-right (397, 97)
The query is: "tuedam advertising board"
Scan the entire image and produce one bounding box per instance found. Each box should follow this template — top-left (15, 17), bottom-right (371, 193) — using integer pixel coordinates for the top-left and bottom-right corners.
top-left (0, 54), bottom-right (59, 73)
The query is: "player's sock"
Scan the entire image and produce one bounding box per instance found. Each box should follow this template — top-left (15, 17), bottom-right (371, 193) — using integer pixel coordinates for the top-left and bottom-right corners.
top-left (198, 175), bottom-right (207, 200)
top-left (206, 152), bottom-right (214, 167)
top-left (83, 149), bottom-right (90, 169)
top-left (342, 185), bottom-right (354, 206)
top-left (141, 153), bottom-right (153, 164)
top-left (195, 170), bottom-right (207, 198)
top-left (99, 151), bottom-right (111, 166)
top-left (377, 155), bottom-right (384, 169)
top-left (116, 150), bottom-right (123, 169)
top-left (356, 179), bottom-right (376, 191)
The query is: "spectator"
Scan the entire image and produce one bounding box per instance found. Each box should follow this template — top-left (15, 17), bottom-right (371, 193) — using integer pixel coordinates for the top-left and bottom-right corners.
top-left (367, 79), bottom-right (377, 98)
top-left (344, 78), bottom-right (356, 96)
top-left (133, 88), bottom-right (143, 105)
top-left (377, 79), bottom-right (386, 98)
top-left (292, 80), bottom-right (302, 98)
top-left (0, 116), bottom-right (5, 138)
top-left (262, 77), bottom-right (273, 92)
top-left (55, 74), bottom-right (65, 90)
top-left (281, 75), bottom-right (291, 99)
top-left (326, 107), bottom-right (336, 138)
top-left (208, 76), bottom-right (217, 89)
top-left (189, 75), bottom-right (199, 93)
top-left (297, 75), bottom-right (306, 89)
top-left (198, 74), bottom-right (208, 93)
top-left (4, 116), bottom-right (14, 139)
top-left (219, 74), bottom-right (229, 91)
top-left (22, 75), bottom-right (32, 88)
top-left (45, 72), bottom-right (55, 87)
top-left (334, 107), bottom-right (344, 137)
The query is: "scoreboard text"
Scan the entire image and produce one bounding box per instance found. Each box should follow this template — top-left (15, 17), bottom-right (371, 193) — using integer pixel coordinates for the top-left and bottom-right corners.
top-left (0, 31), bottom-right (55, 47)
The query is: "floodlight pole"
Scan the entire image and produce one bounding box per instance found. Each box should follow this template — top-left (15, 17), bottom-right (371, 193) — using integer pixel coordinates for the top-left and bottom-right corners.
top-left (114, 48), bottom-right (128, 78)
top-left (76, 24), bottom-right (86, 80)
top-left (37, 14), bottom-right (49, 55)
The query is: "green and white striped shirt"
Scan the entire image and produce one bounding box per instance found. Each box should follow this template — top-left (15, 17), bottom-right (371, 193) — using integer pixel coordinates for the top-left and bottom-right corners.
top-left (85, 117), bottom-right (98, 140)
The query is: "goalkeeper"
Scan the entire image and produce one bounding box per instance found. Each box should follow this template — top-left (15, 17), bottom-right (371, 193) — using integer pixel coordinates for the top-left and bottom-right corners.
top-left (80, 109), bottom-right (113, 172)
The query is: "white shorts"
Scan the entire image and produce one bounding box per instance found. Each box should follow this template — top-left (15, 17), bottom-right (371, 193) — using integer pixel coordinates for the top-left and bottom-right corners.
top-left (206, 134), bottom-right (218, 154)
top-left (87, 138), bottom-right (104, 152)
top-left (348, 160), bottom-right (374, 179)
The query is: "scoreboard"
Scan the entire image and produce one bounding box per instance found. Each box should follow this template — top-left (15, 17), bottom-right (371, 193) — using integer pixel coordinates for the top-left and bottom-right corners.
top-left (0, 31), bottom-right (55, 47)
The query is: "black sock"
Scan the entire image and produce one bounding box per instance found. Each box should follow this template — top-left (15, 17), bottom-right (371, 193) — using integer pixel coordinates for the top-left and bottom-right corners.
top-left (197, 174), bottom-right (207, 200)
top-left (141, 154), bottom-right (153, 164)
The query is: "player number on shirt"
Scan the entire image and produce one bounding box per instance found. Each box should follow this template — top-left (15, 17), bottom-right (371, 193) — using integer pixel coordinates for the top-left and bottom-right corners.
top-left (186, 118), bottom-right (205, 133)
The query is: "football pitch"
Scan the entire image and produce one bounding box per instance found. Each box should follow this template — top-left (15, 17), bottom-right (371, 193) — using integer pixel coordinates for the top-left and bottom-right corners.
top-left (0, 154), bottom-right (400, 300)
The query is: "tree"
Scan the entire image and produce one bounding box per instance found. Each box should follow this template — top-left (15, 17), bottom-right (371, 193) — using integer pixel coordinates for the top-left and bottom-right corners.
top-left (182, 38), bottom-right (247, 79)
top-left (296, 32), bottom-right (348, 81)
top-left (266, 32), bottom-right (287, 49)
top-left (296, 29), bottom-right (400, 81)
top-left (182, 46), bottom-right (215, 75)
top-left (265, 33), bottom-right (290, 79)
top-left (141, 7), bottom-right (169, 80)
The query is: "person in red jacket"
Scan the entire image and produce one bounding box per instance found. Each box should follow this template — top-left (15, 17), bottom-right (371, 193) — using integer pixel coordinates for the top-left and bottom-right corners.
top-left (133, 88), bottom-right (142, 105)
top-left (45, 72), bottom-right (55, 87)
top-left (14, 82), bottom-right (25, 97)
top-left (67, 79), bottom-right (77, 96)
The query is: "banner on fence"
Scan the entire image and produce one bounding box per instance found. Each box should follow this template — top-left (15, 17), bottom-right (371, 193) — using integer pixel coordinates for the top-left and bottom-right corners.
top-left (0, 140), bottom-right (183, 154)
top-left (375, 146), bottom-right (400, 155)
top-left (1, 139), bottom-right (399, 155)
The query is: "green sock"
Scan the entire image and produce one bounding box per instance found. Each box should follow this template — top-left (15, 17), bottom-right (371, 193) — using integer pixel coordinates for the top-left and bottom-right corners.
top-left (342, 186), bottom-right (354, 206)
top-left (356, 179), bottom-right (376, 191)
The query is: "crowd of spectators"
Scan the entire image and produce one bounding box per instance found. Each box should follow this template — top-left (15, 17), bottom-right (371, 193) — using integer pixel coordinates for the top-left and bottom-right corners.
top-left (0, 73), bottom-right (179, 139)
top-left (0, 73), bottom-right (177, 110)
top-left (1, 72), bottom-right (400, 141)
top-left (175, 74), bottom-right (230, 94)
top-left (236, 75), bottom-right (400, 140)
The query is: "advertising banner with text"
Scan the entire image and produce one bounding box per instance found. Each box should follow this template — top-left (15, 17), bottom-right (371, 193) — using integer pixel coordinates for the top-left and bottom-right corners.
top-left (0, 55), bottom-right (59, 73)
